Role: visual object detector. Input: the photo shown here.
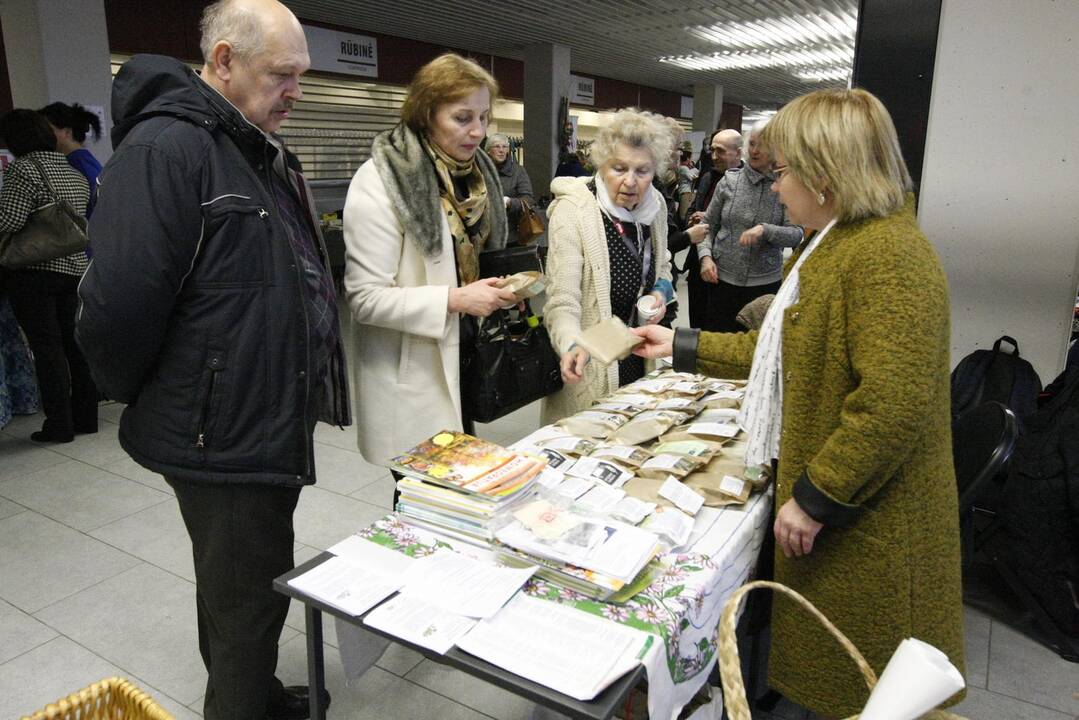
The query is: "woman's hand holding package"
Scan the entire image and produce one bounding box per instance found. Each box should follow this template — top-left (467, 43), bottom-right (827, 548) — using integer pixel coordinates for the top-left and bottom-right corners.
top-left (629, 325), bottom-right (674, 359)
top-left (700, 256), bottom-right (719, 284)
top-left (774, 498), bottom-right (823, 558)
top-left (641, 291), bottom-right (667, 325)
top-left (560, 347), bottom-right (590, 384)
top-left (447, 277), bottom-right (518, 317)
top-left (739, 224), bottom-right (765, 247)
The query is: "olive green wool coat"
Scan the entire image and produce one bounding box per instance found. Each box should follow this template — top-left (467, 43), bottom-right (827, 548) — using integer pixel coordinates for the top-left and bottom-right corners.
top-left (695, 201), bottom-right (965, 717)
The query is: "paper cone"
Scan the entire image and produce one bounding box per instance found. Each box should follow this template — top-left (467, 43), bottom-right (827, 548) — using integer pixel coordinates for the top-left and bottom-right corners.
top-left (859, 638), bottom-right (965, 720)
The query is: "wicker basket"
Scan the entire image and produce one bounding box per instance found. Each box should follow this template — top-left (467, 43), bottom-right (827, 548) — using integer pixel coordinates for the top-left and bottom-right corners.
top-left (717, 580), bottom-right (966, 720)
top-left (20, 676), bottom-right (174, 720)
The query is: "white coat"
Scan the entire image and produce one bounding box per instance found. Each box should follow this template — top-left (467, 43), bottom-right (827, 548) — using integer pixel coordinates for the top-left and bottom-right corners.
top-left (343, 160), bottom-right (462, 464)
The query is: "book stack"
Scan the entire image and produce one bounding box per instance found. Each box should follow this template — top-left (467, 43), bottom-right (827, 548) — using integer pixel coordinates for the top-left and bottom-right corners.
top-left (390, 430), bottom-right (544, 545)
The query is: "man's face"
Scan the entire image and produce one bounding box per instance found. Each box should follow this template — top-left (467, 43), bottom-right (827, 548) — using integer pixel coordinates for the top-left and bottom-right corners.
top-left (710, 136), bottom-right (741, 171)
top-left (225, 29), bottom-right (310, 133)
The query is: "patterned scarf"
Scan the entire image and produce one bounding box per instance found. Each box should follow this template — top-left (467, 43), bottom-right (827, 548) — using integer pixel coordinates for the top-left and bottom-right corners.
top-left (422, 137), bottom-right (491, 284)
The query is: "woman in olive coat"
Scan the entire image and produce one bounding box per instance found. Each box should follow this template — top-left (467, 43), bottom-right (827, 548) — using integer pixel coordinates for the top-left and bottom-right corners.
top-left (631, 89), bottom-right (964, 718)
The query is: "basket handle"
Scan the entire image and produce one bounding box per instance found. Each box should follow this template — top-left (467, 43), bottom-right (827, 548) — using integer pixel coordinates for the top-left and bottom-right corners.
top-left (717, 580), bottom-right (878, 720)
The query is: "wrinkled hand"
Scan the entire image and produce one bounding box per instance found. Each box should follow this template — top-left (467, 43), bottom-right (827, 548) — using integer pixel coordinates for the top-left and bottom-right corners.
top-left (629, 325), bottom-right (675, 359)
top-left (700, 256), bottom-right (719, 284)
top-left (687, 223), bottom-right (710, 245)
top-left (774, 498), bottom-right (824, 558)
top-left (560, 347), bottom-right (590, 384)
top-left (447, 277), bottom-right (517, 317)
top-left (739, 224), bottom-right (765, 247)
top-left (687, 211), bottom-right (706, 227)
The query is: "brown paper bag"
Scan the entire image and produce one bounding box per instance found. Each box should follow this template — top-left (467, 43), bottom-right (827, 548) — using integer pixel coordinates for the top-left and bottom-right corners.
top-left (574, 316), bottom-right (643, 365)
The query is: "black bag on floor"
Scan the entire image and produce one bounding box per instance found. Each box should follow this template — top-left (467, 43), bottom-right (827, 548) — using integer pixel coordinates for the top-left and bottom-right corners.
top-left (1000, 364), bottom-right (1079, 637)
top-left (951, 335), bottom-right (1042, 426)
top-left (461, 305), bottom-right (562, 424)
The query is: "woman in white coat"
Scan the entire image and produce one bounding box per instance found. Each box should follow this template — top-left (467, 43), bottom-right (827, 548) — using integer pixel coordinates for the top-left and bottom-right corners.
top-left (542, 109), bottom-right (675, 424)
top-left (344, 54), bottom-right (514, 466)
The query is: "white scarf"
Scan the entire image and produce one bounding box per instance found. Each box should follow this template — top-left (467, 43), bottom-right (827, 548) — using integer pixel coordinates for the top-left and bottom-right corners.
top-left (593, 174), bottom-right (663, 227)
top-left (738, 218), bottom-right (838, 467)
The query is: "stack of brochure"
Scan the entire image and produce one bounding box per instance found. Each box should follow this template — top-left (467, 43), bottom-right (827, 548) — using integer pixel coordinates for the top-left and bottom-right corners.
top-left (492, 499), bottom-right (662, 601)
top-left (391, 430), bottom-right (544, 544)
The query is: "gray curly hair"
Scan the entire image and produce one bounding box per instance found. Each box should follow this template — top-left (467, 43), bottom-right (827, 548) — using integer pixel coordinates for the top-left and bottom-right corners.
top-left (589, 108), bottom-right (674, 177)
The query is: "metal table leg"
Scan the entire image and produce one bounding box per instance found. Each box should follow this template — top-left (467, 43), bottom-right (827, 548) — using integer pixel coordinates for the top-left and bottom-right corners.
top-left (305, 604), bottom-right (327, 720)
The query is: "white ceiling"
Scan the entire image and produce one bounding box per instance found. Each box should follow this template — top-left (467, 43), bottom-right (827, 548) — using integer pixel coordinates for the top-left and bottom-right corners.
top-left (284, 0), bottom-right (859, 110)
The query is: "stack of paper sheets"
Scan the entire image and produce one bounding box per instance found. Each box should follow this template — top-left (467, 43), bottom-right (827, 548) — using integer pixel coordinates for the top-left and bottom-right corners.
top-left (456, 593), bottom-right (651, 701)
top-left (494, 500), bottom-right (661, 588)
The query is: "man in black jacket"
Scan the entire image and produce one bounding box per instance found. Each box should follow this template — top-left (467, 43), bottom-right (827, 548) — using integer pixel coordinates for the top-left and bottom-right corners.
top-left (76, 1), bottom-right (349, 718)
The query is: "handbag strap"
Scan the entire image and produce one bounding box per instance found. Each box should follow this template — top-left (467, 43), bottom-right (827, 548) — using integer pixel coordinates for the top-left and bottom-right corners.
top-left (24, 156), bottom-right (62, 204)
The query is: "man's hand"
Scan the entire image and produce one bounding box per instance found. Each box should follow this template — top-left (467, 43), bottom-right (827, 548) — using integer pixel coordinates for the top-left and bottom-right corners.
top-left (560, 347), bottom-right (590, 383)
top-left (448, 278), bottom-right (517, 317)
top-left (687, 223), bottom-right (710, 245)
top-left (629, 325), bottom-right (675, 359)
top-left (687, 211), bottom-right (706, 227)
top-left (700, 256), bottom-right (719, 284)
top-left (739, 224), bottom-right (765, 247)
top-left (774, 498), bottom-right (824, 558)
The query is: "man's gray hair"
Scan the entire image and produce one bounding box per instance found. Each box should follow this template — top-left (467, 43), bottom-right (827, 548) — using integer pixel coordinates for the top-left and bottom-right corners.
top-left (200, 0), bottom-right (265, 63)
top-left (486, 133), bottom-right (510, 147)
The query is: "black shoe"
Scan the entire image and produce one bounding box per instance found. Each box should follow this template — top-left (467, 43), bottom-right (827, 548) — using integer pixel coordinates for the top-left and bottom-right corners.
top-left (30, 429), bottom-right (74, 443)
top-left (266, 685), bottom-right (331, 720)
top-left (73, 425), bottom-right (98, 435)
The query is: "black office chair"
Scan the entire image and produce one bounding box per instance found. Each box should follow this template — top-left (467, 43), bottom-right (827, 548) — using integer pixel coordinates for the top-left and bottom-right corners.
top-left (953, 401), bottom-right (1018, 560)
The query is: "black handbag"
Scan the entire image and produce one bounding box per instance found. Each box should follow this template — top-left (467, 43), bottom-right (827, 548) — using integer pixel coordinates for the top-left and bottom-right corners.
top-left (461, 305), bottom-right (563, 423)
top-left (0, 157), bottom-right (88, 270)
top-left (479, 244), bottom-right (542, 278)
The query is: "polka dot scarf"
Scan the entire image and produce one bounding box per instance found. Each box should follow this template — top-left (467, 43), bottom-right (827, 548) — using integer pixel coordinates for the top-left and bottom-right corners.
top-left (422, 137), bottom-right (491, 284)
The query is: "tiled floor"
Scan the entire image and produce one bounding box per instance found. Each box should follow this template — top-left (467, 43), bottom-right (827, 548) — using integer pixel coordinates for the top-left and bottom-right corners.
top-left (3, 407), bottom-right (1077, 719)
top-left (2, 283), bottom-right (1078, 720)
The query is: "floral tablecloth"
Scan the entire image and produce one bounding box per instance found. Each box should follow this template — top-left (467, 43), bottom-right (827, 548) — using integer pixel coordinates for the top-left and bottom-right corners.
top-left (354, 486), bottom-right (772, 720)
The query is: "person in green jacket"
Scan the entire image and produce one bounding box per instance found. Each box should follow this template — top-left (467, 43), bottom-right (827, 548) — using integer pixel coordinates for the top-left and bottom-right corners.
top-left (631, 88), bottom-right (964, 718)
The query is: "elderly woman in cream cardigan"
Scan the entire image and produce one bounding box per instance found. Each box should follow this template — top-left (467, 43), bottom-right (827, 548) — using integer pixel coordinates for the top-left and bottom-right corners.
top-left (541, 108), bottom-right (675, 424)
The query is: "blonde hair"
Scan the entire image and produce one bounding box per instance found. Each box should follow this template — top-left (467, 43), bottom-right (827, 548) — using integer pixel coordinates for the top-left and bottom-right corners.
top-left (761, 88), bottom-right (912, 222)
top-left (400, 54), bottom-right (499, 133)
top-left (590, 108), bottom-right (674, 176)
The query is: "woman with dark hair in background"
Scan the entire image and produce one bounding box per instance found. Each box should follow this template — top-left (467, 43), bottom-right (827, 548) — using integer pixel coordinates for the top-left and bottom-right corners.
top-left (40, 102), bottom-right (103, 216)
top-left (0, 109), bottom-right (96, 442)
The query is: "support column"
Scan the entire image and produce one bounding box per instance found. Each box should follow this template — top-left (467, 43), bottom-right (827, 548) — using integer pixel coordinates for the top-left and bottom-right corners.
top-left (1, 0), bottom-right (114, 162)
top-left (522, 42), bottom-right (570, 203)
top-left (692, 83), bottom-right (723, 133)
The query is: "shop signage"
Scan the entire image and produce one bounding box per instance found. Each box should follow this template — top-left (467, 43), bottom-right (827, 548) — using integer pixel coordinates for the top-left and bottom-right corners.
top-left (303, 25), bottom-right (378, 78)
top-left (570, 75), bottom-right (595, 105)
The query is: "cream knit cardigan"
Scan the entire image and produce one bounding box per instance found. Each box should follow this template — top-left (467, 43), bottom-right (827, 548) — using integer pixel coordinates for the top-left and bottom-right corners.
top-left (540, 176), bottom-right (671, 425)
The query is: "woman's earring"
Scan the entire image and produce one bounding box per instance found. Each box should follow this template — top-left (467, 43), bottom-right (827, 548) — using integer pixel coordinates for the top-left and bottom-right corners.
top-left (817, 191), bottom-right (826, 206)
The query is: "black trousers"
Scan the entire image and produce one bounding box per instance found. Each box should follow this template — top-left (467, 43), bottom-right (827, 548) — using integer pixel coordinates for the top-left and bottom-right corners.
top-left (6, 269), bottom-right (97, 435)
top-left (166, 477), bottom-right (301, 720)
top-left (705, 278), bottom-right (782, 333)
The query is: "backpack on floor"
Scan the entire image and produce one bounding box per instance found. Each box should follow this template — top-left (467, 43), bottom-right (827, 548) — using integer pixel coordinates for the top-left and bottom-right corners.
top-left (1000, 364), bottom-right (1079, 637)
top-left (951, 335), bottom-right (1042, 426)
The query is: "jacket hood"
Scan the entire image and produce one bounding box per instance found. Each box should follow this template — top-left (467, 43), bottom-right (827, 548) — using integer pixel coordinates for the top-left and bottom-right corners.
top-left (110, 54), bottom-right (266, 155)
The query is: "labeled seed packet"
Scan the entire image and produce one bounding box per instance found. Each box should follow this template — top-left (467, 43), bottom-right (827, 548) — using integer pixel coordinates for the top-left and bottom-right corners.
top-left (637, 453), bottom-right (706, 480)
top-left (609, 410), bottom-right (686, 446)
top-left (574, 316), bottom-right (643, 365)
top-left (589, 444), bottom-right (653, 467)
top-left (556, 411), bottom-right (627, 439)
top-left (496, 271), bottom-right (548, 301)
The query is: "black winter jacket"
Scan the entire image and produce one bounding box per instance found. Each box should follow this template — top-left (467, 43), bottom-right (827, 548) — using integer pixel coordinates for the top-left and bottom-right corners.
top-left (77, 55), bottom-right (351, 486)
